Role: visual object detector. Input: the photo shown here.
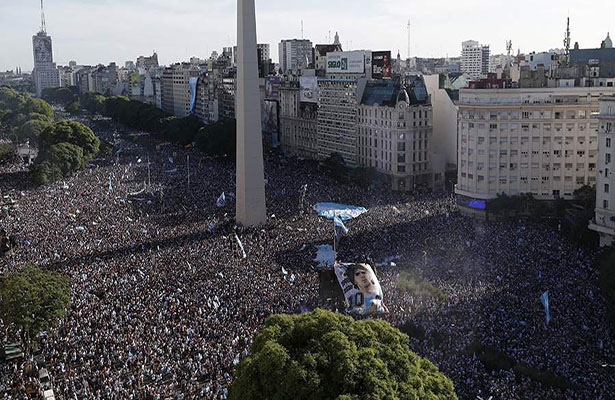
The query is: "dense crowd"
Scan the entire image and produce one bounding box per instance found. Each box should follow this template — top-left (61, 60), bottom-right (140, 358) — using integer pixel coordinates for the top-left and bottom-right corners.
top-left (1, 117), bottom-right (614, 399)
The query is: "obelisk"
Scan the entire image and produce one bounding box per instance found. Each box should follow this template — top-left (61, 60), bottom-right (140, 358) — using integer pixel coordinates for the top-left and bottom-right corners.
top-left (236, 0), bottom-right (267, 226)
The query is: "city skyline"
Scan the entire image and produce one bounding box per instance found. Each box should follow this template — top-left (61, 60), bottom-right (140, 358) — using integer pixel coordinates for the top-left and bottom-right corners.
top-left (0, 0), bottom-right (613, 72)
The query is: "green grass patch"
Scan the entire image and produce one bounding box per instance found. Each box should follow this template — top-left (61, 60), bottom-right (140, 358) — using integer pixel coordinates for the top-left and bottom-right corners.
top-left (397, 270), bottom-right (447, 300)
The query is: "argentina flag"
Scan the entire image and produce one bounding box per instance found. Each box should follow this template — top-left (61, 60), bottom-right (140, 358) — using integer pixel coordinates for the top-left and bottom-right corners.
top-left (333, 215), bottom-right (349, 250)
top-left (540, 291), bottom-right (551, 325)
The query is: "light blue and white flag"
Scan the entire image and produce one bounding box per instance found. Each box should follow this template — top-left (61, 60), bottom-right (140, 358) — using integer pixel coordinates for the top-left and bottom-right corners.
top-left (333, 215), bottom-right (349, 250)
top-left (216, 192), bottom-right (226, 208)
top-left (540, 291), bottom-right (551, 325)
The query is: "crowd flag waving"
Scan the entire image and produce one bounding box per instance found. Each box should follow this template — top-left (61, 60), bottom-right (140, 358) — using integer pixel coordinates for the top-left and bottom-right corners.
top-left (540, 290), bottom-right (551, 325)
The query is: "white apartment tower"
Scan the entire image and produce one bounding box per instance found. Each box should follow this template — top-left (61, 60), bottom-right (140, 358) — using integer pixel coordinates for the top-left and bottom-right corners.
top-left (590, 96), bottom-right (615, 247)
top-left (456, 87), bottom-right (615, 218)
top-left (278, 39), bottom-right (313, 74)
top-left (32, 1), bottom-right (59, 97)
top-left (461, 40), bottom-right (490, 81)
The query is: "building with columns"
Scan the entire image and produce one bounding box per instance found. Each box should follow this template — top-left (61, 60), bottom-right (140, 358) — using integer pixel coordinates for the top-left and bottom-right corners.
top-left (590, 96), bottom-right (615, 246)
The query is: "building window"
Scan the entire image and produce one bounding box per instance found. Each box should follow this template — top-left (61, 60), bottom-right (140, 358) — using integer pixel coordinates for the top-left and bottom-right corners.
top-left (607, 138), bottom-right (612, 148)
top-left (606, 184), bottom-right (610, 194)
top-left (604, 200), bottom-right (609, 209)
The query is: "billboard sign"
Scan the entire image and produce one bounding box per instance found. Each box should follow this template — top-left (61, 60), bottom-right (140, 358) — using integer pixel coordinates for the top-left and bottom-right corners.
top-left (265, 76), bottom-right (282, 100)
top-left (372, 51), bottom-right (392, 79)
top-left (334, 263), bottom-right (386, 315)
top-left (299, 76), bottom-right (318, 103)
top-left (326, 51), bottom-right (369, 74)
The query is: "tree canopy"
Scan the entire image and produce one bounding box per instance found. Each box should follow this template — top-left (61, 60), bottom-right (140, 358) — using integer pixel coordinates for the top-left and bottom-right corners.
top-left (38, 120), bottom-right (100, 160)
top-left (0, 87), bottom-right (53, 130)
top-left (195, 119), bottom-right (236, 156)
top-left (229, 309), bottom-right (457, 400)
top-left (16, 119), bottom-right (53, 143)
top-left (32, 120), bottom-right (100, 185)
top-left (0, 264), bottom-right (70, 340)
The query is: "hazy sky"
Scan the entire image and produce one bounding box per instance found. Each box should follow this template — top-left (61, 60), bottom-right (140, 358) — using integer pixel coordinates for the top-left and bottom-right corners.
top-left (1, 0), bottom-right (613, 72)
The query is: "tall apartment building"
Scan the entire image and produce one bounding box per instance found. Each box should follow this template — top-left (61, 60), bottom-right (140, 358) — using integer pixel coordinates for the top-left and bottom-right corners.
top-left (357, 78), bottom-right (442, 191)
top-left (456, 87), bottom-right (615, 217)
top-left (461, 40), bottom-right (490, 81)
top-left (590, 96), bottom-right (615, 246)
top-left (161, 63), bottom-right (200, 117)
top-left (32, 30), bottom-right (59, 97)
top-left (278, 39), bottom-right (313, 74)
top-left (317, 78), bottom-right (366, 165)
top-left (279, 80), bottom-right (318, 159)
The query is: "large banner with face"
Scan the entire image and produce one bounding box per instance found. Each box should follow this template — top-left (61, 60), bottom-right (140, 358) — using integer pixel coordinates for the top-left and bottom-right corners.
top-left (334, 263), bottom-right (386, 315)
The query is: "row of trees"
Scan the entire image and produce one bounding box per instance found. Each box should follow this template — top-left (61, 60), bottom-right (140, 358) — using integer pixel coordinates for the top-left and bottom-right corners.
top-left (0, 87), bottom-right (54, 137)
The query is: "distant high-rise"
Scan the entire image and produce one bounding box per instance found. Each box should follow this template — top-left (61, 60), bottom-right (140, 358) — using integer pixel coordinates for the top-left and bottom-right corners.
top-left (278, 39), bottom-right (313, 74)
top-left (461, 40), bottom-right (490, 80)
top-left (32, 0), bottom-right (59, 96)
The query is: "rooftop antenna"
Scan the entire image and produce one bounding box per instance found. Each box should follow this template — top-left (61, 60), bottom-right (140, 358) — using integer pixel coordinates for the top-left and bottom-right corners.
top-left (564, 16), bottom-right (571, 56)
top-left (301, 20), bottom-right (304, 39)
top-left (40, 0), bottom-right (46, 33)
top-left (407, 19), bottom-right (411, 59)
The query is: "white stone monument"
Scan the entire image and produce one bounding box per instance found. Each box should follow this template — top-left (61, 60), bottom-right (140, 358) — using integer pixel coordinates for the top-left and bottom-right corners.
top-left (236, 0), bottom-right (267, 226)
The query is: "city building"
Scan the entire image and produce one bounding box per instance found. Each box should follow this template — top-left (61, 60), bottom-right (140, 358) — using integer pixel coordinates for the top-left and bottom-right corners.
top-left (357, 77), bottom-right (443, 191)
top-left (461, 40), bottom-right (490, 81)
top-left (278, 39), bottom-right (313, 74)
top-left (279, 78), bottom-right (318, 159)
top-left (136, 52), bottom-right (159, 70)
top-left (456, 87), bottom-right (615, 217)
top-left (590, 96), bottom-right (615, 246)
top-left (32, 12), bottom-right (60, 97)
top-left (424, 74), bottom-right (462, 173)
top-left (161, 62), bottom-right (200, 117)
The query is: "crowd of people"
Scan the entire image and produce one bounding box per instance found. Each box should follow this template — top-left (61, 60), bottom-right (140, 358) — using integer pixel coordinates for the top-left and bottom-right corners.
top-left (1, 116), bottom-right (614, 399)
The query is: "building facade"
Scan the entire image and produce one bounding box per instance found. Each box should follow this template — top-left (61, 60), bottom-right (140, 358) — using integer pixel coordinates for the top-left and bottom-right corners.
top-left (317, 77), bottom-right (366, 165)
top-left (279, 82), bottom-right (318, 159)
top-left (456, 87), bottom-right (615, 216)
top-left (161, 63), bottom-right (199, 118)
top-left (357, 78), bottom-right (441, 191)
top-left (278, 39), bottom-right (313, 74)
top-left (32, 31), bottom-right (59, 96)
top-left (590, 96), bottom-right (615, 246)
top-left (461, 40), bottom-right (490, 81)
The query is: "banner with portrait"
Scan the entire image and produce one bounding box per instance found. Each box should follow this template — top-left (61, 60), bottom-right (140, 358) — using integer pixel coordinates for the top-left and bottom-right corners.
top-left (334, 263), bottom-right (386, 315)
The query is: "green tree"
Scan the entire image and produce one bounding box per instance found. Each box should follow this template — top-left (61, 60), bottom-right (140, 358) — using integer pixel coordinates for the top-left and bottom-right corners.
top-left (0, 143), bottom-right (18, 165)
top-left (65, 101), bottom-right (82, 115)
top-left (195, 119), bottom-right (236, 156)
top-left (0, 264), bottom-right (70, 348)
top-left (322, 152), bottom-right (349, 183)
top-left (38, 120), bottom-right (100, 160)
top-left (16, 119), bottom-right (52, 143)
top-left (46, 142), bottom-right (86, 175)
top-left (229, 309), bottom-right (457, 400)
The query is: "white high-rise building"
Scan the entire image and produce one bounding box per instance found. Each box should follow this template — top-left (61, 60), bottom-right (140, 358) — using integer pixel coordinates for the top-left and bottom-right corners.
top-left (32, 2), bottom-right (59, 97)
top-left (278, 39), bottom-right (313, 74)
top-left (456, 87), bottom-right (615, 218)
top-left (461, 40), bottom-right (490, 81)
top-left (590, 96), bottom-right (615, 247)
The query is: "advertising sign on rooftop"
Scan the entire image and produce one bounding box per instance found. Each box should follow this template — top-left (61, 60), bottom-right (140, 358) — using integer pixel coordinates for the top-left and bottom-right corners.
top-left (326, 51), bottom-right (369, 74)
top-left (372, 51), bottom-right (392, 79)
